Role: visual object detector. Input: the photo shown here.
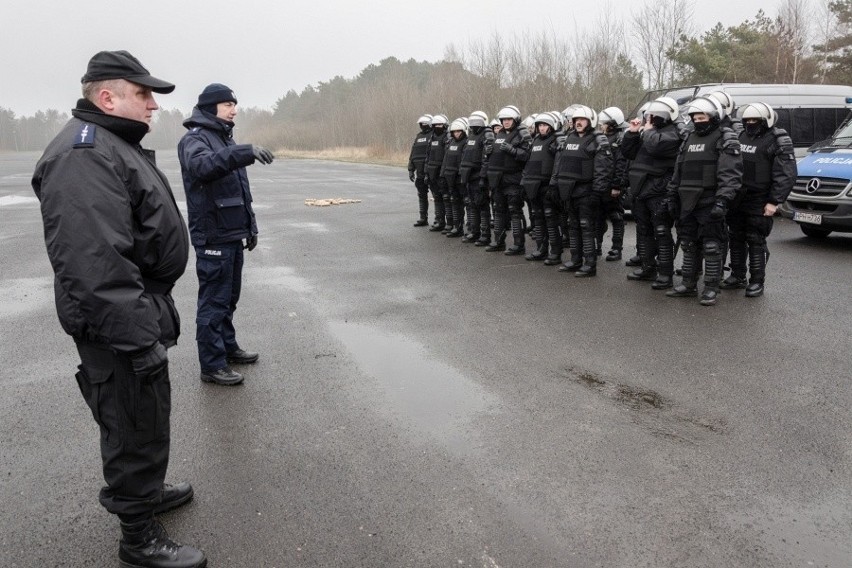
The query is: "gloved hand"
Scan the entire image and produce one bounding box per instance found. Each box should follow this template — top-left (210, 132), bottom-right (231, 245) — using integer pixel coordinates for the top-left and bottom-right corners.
top-left (130, 342), bottom-right (168, 378)
top-left (408, 170), bottom-right (415, 182)
top-left (710, 200), bottom-right (727, 220)
top-left (252, 145), bottom-right (274, 165)
top-left (499, 142), bottom-right (514, 154)
top-left (245, 234), bottom-right (258, 251)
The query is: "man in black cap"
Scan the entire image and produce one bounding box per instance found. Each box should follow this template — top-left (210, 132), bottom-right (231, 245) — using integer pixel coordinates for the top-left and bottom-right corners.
top-left (178, 83), bottom-right (274, 386)
top-left (32, 51), bottom-right (206, 567)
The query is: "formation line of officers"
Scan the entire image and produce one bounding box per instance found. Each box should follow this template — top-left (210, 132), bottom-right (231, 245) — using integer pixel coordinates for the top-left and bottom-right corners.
top-left (407, 92), bottom-right (797, 306)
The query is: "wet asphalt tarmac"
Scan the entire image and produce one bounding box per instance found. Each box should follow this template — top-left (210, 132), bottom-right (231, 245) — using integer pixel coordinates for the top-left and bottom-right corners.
top-left (0, 150), bottom-right (850, 568)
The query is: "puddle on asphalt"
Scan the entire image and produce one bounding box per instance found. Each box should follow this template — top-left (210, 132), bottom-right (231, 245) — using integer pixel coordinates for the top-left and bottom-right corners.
top-left (328, 321), bottom-right (499, 454)
top-left (246, 266), bottom-right (313, 294)
top-left (0, 195), bottom-right (39, 207)
top-left (284, 221), bottom-right (329, 233)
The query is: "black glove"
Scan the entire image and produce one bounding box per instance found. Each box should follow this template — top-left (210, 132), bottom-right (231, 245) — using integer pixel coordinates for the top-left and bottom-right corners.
top-left (408, 170), bottom-right (415, 182)
top-left (499, 142), bottom-right (514, 154)
top-left (710, 200), bottom-right (727, 220)
top-left (245, 234), bottom-right (258, 251)
top-left (130, 342), bottom-right (168, 378)
top-left (252, 145), bottom-right (274, 165)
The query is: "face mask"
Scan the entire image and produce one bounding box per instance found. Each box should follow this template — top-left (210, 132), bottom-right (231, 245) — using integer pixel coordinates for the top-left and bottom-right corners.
top-left (433, 126), bottom-right (445, 135)
top-left (421, 125), bottom-right (431, 133)
top-left (693, 121), bottom-right (715, 135)
top-left (650, 116), bottom-right (668, 129)
top-left (744, 123), bottom-right (763, 137)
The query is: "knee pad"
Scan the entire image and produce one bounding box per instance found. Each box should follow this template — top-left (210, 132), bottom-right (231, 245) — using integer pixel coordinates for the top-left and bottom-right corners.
top-left (609, 211), bottom-right (624, 223)
top-left (681, 240), bottom-right (697, 254)
top-left (654, 224), bottom-right (671, 238)
top-left (745, 230), bottom-right (766, 246)
top-left (703, 240), bottom-right (721, 257)
top-left (579, 218), bottom-right (593, 231)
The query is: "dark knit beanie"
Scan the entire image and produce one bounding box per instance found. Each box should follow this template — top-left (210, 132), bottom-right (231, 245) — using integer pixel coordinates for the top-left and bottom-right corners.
top-left (197, 83), bottom-right (237, 108)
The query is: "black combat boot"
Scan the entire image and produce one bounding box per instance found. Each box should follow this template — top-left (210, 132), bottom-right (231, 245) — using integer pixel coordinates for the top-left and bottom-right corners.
top-left (153, 482), bottom-right (194, 514)
top-left (525, 222), bottom-right (548, 260)
top-left (543, 213), bottom-right (563, 265)
top-left (119, 518), bottom-right (206, 568)
top-left (625, 254), bottom-right (642, 267)
top-left (721, 238), bottom-right (747, 289)
top-left (504, 216), bottom-right (525, 255)
top-left (651, 224), bottom-right (673, 289)
top-left (485, 210), bottom-right (506, 252)
top-left (414, 192), bottom-right (429, 226)
top-left (575, 220), bottom-right (597, 277)
top-left (462, 204), bottom-right (480, 242)
top-left (610, 216), bottom-right (625, 259)
top-left (627, 236), bottom-right (657, 281)
top-left (700, 241), bottom-right (723, 306)
top-left (429, 197), bottom-right (446, 232)
top-left (605, 249), bottom-right (622, 261)
top-left (667, 242), bottom-right (698, 297)
top-left (745, 242), bottom-right (767, 297)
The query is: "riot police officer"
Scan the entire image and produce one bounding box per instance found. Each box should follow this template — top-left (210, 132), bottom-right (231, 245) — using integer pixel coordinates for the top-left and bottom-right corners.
top-left (665, 96), bottom-right (743, 306)
top-left (425, 114), bottom-right (450, 231)
top-left (551, 105), bottom-right (614, 277)
top-left (459, 111), bottom-right (494, 245)
top-left (521, 112), bottom-right (560, 261)
top-left (407, 114), bottom-right (433, 226)
top-left (596, 106), bottom-right (629, 261)
top-left (621, 96), bottom-right (685, 289)
top-left (482, 105), bottom-right (532, 254)
top-left (721, 102), bottom-right (796, 297)
top-left (441, 118), bottom-right (469, 238)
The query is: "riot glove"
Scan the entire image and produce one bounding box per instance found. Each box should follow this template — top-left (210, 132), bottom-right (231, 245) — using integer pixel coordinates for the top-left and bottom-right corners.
top-left (709, 200), bottom-right (727, 220)
top-left (252, 145), bottom-right (274, 165)
top-left (499, 142), bottom-right (515, 155)
top-left (130, 342), bottom-right (168, 379)
top-left (245, 234), bottom-right (258, 251)
top-left (408, 170), bottom-right (415, 182)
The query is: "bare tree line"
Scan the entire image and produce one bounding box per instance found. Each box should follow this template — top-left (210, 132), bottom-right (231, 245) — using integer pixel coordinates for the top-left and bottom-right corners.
top-left (2, 0), bottom-right (850, 154)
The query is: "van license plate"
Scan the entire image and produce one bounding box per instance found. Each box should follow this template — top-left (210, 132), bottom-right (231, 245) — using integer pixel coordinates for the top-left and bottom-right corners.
top-left (794, 211), bottom-right (822, 225)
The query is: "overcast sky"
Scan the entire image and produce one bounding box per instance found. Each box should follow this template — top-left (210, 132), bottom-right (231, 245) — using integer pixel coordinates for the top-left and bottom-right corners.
top-left (2, 0), bottom-right (774, 117)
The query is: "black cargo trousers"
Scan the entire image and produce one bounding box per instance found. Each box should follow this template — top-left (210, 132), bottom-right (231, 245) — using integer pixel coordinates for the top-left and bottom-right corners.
top-left (75, 341), bottom-right (170, 522)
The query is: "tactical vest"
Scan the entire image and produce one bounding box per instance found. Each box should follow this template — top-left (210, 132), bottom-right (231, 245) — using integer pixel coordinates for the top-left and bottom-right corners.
top-left (425, 132), bottom-right (448, 179)
top-left (488, 127), bottom-right (525, 173)
top-left (739, 129), bottom-right (775, 193)
top-left (442, 135), bottom-right (467, 179)
top-left (410, 130), bottom-right (431, 163)
top-left (459, 130), bottom-right (491, 184)
top-left (677, 128), bottom-right (723, 212)
top-left (522, 134), bottom-right (556, 181)
top-left (555, 132), bottom-right (596, 183)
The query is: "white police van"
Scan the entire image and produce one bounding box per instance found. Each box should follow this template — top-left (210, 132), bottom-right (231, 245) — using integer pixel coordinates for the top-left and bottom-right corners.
top-left (634, 83), bottom-right (852, 157)
top-left (779, 115), bottom-right (852, 237)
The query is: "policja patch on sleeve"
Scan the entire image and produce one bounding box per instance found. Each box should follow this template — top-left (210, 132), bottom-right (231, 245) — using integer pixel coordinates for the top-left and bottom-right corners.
top-left (73, 123), bottom-right (96, 148)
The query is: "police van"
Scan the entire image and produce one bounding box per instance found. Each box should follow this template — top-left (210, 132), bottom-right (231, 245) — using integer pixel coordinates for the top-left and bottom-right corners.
top-left (779, 115), bottom-right (852, 237)
top-left (634, 83), bottom-right (852, 157)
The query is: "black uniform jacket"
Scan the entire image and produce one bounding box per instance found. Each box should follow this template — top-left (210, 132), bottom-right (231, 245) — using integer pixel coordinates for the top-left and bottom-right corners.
top-left (32, 99), bottom-right (188, 353)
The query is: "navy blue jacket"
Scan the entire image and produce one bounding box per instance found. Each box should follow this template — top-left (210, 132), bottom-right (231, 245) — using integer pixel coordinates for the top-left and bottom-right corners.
top-left (178, 108), bottom-right (258, 246)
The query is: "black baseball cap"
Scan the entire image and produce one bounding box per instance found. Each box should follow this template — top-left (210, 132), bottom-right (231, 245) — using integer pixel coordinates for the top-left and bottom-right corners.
top-left (81, 50), bottom-right (175, 94)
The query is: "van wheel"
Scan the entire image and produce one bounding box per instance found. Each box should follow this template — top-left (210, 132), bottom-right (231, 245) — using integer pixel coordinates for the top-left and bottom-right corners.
top-left (800, 224), bottom-right (832, 238)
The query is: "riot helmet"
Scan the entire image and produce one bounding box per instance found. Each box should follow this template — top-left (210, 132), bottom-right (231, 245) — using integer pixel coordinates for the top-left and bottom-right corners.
top-left (572, 105), bottom-right (598, 133)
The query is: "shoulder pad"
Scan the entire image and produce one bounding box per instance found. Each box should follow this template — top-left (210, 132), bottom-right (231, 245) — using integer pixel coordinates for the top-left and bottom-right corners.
top-left (720, 127), bottom-right (741, 154)
top-left (771, 127), bottom-right (795, 155)
top-left (484, 130), bottom-right (495, 141)
top-left (519, 127), bottom-right (532, 142)
top-left (594, 133), bottom-right (612, 154)
top-left (73, 123), bottom-right (96, 148)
